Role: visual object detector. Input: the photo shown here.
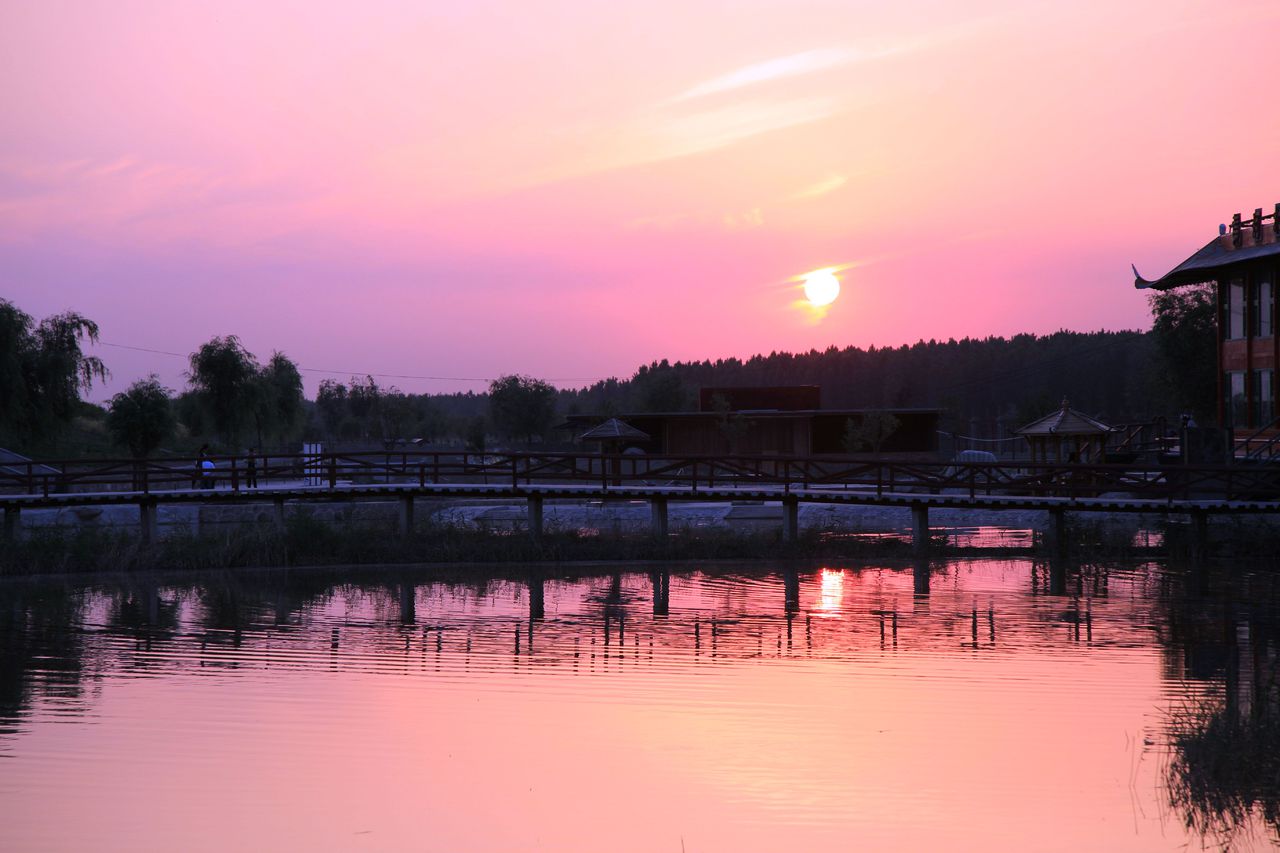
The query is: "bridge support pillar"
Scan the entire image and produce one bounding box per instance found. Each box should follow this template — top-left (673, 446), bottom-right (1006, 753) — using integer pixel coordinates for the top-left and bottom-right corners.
top-left (782, 498), bottom-right (799, 543)
top-left (398, 495), bottom-right (415, 541)
top-left (1048, 508), bottom-right (1068, 556)
top-left (650, 497), bottom-right (668, 538)
top-left (913, 557), bottom-right (931, 595)
top-left (399, 584), bottom-right (416, 625)
top-left (911, 504), bottom-right (929, 554)
top-left (528, 572), bottom-right (545, 621)
top-left (783, 568), bottom-right (800, 613)
top-left (1190, 510), bottom-right (1209, 560)
top-left (139, 501), bottom-right (158, 545)
top-left (3, 506), bottom-right (19, 542)
top-left (273, 497), bottom-right (286, 532)
top-left (650, 570), bottom-right (670, 616)
top-left (527, 496), bottom-right (544, 542)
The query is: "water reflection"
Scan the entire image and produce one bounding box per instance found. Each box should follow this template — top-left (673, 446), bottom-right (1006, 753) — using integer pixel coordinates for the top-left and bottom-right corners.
top-left (0, 560), bottom-right (1277, 851)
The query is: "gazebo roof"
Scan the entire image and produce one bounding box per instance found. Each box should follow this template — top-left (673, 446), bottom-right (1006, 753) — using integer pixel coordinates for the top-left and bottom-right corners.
top-left (1015, 401), bottom-right (1113, 437)
top-left (577, 418), bottom-right (650, 443)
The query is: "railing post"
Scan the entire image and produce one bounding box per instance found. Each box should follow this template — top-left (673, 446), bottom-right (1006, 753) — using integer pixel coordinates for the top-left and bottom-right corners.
top-left (231, 458), bottom-right (239, 493)
top-left (418, 464), bottom-right (425, 487)
top-left (513, 457), bottom-right (519, 489)
top-left (328, 454), bottom-right (337, 489)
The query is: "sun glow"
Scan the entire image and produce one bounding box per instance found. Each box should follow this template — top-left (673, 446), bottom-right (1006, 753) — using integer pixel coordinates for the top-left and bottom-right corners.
top-left (802, 268), bottom-right (841, 306)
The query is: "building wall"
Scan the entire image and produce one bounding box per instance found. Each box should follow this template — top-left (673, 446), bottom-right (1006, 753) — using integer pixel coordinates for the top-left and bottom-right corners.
top-left (1218, 258), bottom-right (1280, 430)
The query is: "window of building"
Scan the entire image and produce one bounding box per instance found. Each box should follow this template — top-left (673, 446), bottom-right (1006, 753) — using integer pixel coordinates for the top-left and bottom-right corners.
top-left (1254, 369), bottom-right (1275, 426)
top-left (1227, 279), bottom-right (1246, 339)
top-left (1257, 278), bottom-right (1274, 338)
top-left (1227, 371), bottom-right (1247, 428)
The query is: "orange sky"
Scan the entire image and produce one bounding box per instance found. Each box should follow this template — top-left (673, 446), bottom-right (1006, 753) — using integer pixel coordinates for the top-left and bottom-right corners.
top-left (2, 0), bottom-right (1278, 395)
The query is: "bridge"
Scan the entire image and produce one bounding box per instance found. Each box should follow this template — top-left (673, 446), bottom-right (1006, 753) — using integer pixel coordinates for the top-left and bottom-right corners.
top-left (3, 449), bottom-right (1279, 551)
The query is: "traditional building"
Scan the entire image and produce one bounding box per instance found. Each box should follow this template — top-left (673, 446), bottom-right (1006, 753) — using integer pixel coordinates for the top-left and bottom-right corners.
top-left (560, 386), bottom-right (940, 456)
top-left (1135, 204), bottom-right (1280, 434)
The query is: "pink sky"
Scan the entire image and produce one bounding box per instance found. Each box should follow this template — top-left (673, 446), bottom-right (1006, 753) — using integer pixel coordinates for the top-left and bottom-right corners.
top-left (3, 0), bottom-right (1279, 398)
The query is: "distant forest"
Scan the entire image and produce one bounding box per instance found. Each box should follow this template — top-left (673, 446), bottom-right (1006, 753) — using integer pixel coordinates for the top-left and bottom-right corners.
top-left (553, 330), bottom-right (1164, 434)
top-left (4, 289), bottom-right (1215, 456)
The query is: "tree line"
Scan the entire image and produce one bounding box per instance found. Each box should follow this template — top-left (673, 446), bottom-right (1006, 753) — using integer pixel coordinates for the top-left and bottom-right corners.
top-left (0, 288), bottom-right (1214, 458)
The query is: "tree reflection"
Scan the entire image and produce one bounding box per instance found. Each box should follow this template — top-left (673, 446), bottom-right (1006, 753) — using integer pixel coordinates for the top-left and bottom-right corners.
top-left (1166, 608), bottom-right (1280, 848)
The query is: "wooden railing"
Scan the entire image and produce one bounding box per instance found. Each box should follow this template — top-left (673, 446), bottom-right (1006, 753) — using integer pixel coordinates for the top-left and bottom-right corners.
top-left (3, 450), bottom-right (1280, 503)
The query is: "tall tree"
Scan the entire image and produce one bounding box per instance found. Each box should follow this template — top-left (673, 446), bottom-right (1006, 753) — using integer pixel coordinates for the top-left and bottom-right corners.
top-left (251, 351), bottom-right (305, 447)
top-left (0, 300), bottom-right (108, 448)
top-left (187, 336), bottom-right (259, 446)
top-left (488, 375), bottom-right (557, 445)
top-left (1149, 284), bottom-right (1217, 424)
top-left (107, 376), bottom-right (174, 457)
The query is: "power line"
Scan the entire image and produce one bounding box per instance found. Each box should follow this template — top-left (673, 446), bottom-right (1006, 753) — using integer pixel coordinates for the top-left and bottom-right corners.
top-left (95, 341), bottom-right (610, 384)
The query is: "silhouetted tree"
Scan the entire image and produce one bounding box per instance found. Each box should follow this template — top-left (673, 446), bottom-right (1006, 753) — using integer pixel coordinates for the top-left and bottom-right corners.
top-left (843, 411), bottom-right (900, 453)
top-left (1150, 284), bottom-right (1217, 424)
top-left (488, 375), bottom-right (556, 445)
top-left (464, 416), bottom-right (487, 453)
top-left (251, 352), bottom-right (304, 448)
top-left (188, 336), bottom-right (259, 446)
top-left (0, 299), bottom-right (108, 448)
top-left (107, 376), bottom-right (174, 457)
top-left (631, 360), bottom-right (689, 412)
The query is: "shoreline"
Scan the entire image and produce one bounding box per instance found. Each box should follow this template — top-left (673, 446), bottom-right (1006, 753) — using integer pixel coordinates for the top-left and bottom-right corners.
top-left (0, 508), bottom-right (1227, 580)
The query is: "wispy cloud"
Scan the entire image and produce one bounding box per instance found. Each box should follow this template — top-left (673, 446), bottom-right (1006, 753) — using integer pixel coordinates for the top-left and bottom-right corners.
top-left (674, 48), bottom-right (867, 101)
top-left (791, 173), bottom-right (849, 200)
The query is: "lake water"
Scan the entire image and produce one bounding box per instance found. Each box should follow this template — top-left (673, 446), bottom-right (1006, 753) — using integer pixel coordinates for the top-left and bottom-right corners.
top-left (1, 558), bottom-right (1276, 852)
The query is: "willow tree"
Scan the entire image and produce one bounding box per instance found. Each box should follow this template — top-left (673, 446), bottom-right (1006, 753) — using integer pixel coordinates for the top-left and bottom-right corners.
top-left (0, 299), bottom-right (108, 449)
top-left (188, 336), bottom-right (259, 446)
top-left (107, 376), bottom-right (174, 457)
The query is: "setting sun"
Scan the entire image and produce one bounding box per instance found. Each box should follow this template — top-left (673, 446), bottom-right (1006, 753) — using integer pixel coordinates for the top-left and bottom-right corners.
top-left (802, 268), bottom-right (841, 307)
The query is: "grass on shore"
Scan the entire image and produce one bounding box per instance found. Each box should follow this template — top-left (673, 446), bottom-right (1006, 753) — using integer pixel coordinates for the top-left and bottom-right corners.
top-left (0, 505), bottom-right (1201, 577)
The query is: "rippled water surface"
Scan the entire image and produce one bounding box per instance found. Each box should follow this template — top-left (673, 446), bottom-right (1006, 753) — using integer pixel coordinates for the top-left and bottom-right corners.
top-left (2, 558), bottom-right (1278, 852)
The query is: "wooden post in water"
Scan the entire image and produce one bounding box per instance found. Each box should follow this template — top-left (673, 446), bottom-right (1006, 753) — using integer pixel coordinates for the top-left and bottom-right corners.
top-left (398, 495), bottom-right (415, 541)
top-left (3, 506), bottom-right (20, 542)
top-left (650, 497), bottom-right (668, 538)
top-left (527, 495), bottom-right (544, 542)
top-left (782, 497), bottom-right (799, 543)
top-left (273, 497), bottom-right (286, 532)
top-left (911, 503), bottom-right (929, 554)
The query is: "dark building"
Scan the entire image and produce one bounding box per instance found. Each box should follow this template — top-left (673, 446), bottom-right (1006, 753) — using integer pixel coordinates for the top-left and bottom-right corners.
top-left (562, 387), bottom-right (940, 456)
top-left (1135, 204), bottom-right (1280, 434)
